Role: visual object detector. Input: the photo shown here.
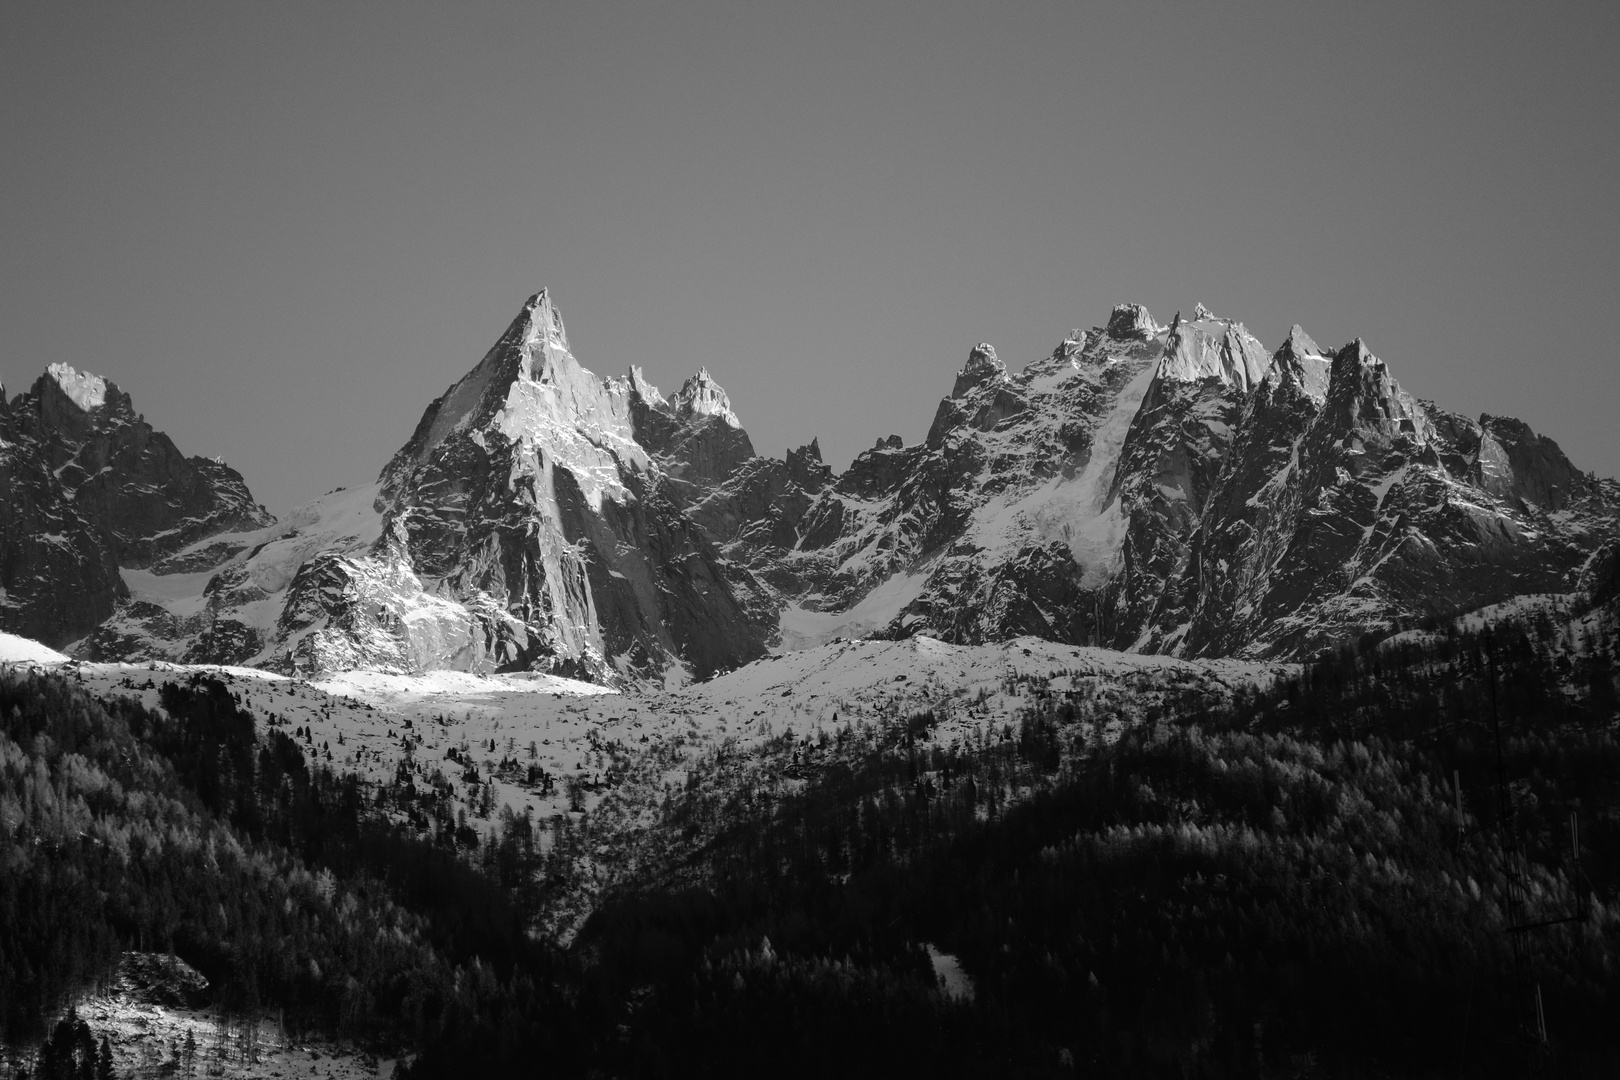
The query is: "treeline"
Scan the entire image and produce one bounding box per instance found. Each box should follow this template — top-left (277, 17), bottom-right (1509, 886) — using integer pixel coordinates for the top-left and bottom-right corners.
top-left (489, 602), bottom-right (1618, 1078)
top-left (0, 670), bottom-right (578, 1065)
top-left (7, 590), bottom-right (1618, 1077)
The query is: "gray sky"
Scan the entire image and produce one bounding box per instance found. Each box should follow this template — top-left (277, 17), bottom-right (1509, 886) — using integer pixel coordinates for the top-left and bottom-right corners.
top-left (4, 1), bottom-right (1617, 515)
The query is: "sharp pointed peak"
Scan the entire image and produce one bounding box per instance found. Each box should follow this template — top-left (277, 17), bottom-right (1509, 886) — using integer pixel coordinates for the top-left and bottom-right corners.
top-left (670, 367), bottom-right (741, 428)
top-left (677, 366), bottom-right (726, 393)
top-left (1340, 336), bottom-right (1375, 360)
top-left (785, 436), bottom-right (832, 491)
top-left (1106, 303), bottom-right (1159, 341)
top-left (951, 342), bottom-right (1006, 397)
top-left (787, 436), bottom-right (824, 464)
top-left (1321, 336), bottom-right (1430, 439)
top-left (1261, 325), bottom-right (1331, 402)
top-left (1326, 338), bottom-right (1384, 385)
top-left (627, 365), bottom-right (666, 407)
top-left (514, 288), bottom-right (569, 357)
top-left (1278, 324), bottom-right (1324, 360)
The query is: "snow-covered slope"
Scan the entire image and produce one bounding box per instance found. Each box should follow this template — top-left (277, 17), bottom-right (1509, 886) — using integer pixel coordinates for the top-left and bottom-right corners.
top-left (0, 630), bottom-right (70, 664)
top-left (85, 483), bottom-right (383, 665)
top-left (653, 633), bottom-right (1284, 755)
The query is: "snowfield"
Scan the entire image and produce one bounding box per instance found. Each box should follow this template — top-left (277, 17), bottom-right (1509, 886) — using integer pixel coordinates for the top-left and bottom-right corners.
top-left (776, 570), bottom-right (931, 650)
top-left (667, 633), bottom-right (1283, 750)
top-left (0, 631), bottom-right (70, 664)
top-left (3, 627), bottom-right (1285, 831)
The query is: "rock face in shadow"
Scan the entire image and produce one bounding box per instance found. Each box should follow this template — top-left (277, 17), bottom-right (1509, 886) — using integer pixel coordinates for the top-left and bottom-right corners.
top-left (0, 365), bottom-right (271, 647)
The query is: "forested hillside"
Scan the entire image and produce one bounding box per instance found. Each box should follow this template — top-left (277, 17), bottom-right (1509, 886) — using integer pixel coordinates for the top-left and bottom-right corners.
top-left (0, 670), bottom-right (577, 1065)
top-left (4, 588), bottom-right (1618, 1077)
top-left (517, 603), bottom-right (1616, 1077)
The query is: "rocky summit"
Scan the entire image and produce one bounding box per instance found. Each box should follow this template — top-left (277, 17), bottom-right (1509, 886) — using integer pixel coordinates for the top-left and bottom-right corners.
top-left (18, 291), bottom-right (1618, 680)
top-left (0, 364), bottom-right (271, 650)
top-left (271, 289), bottom-right (765, 682)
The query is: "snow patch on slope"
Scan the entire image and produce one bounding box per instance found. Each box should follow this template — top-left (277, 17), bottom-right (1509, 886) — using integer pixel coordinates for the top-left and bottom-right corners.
top-left (121, 567), bottom-right (218, 617)
top-left (313, 666), bottom-right (616, 705)
top-left (0, 630), bottom-right (71, 664)
top-left (667, 634), bottom-right (1285, 752)
top-left (84, 483), bottom-right (389, 664)
top-left (73, 986), bottom-right (394, 1080)
top-left (973, 359), bottom-right (1158, 587)
top-left (927, 944), bottom-right (975, 1002)
top-left (778, 570), bottom-right (931, 650)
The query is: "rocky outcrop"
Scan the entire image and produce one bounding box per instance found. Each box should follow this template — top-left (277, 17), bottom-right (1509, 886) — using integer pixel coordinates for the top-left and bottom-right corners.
top-left (629, 365), bottom-right (755, 489)
top-left (0, 365), bottom-right (272, 647)
top-left (1106, 303), bottom-right (1160, 342)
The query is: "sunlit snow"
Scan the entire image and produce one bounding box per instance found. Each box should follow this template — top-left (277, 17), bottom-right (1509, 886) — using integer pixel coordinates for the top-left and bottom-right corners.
top-left (47, 361), bottom-right (108, 411)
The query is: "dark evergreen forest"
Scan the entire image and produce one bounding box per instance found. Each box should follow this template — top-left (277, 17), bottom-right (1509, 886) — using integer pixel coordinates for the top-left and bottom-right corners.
top-left (3, 596), bottom-right (1617, 1077)
top-left (0, 671), bottom-right (579, 1072)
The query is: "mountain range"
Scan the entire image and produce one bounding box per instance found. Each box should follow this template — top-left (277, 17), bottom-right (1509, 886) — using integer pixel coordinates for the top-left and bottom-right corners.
top-left (3, 290), bottom-right (1615, 683)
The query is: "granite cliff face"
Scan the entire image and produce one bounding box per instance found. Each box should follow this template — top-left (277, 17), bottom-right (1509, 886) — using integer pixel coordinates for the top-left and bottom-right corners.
top-left (726, 303), bottom-right (1618, 660)
top-left (29, 289), bottom-right (1618, 678)
top-left (0, 364), bottom-right (272, 649)
top-left (1161, 334), bottom-right (1616, 658)
top-left (267, 291), bottom-right (766, 682)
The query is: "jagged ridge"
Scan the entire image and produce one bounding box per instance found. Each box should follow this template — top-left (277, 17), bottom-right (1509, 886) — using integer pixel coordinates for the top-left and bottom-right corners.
top-left (0, 365), bottom-right (272, 649)
top-left (35, 290), bottom-right (1619, 679)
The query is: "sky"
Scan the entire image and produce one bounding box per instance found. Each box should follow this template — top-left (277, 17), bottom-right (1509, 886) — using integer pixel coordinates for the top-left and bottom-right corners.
top-left (3, 1), bottom-right (1617, 515)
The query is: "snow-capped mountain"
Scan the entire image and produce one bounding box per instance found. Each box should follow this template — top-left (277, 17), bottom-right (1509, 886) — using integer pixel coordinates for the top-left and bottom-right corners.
top-left (0, 364), bottom-right (271, 650)
top-left (15, 289), bottom-right (1617, 679)
top-left (1144, 321), bottom-right (1618, 657)
top-left (703, 301), bottom-right (1617, 660)
top-left (271, 289), bottom-right (766, 682)
top-left (103, 291), bottom-right (767, 683)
